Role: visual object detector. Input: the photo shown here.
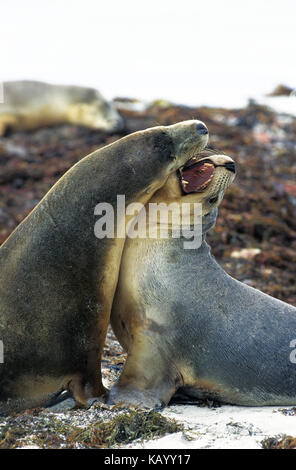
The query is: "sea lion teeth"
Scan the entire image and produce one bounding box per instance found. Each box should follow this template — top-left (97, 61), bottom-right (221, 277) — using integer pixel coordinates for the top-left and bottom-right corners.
top-left (196, 177), bottom-right (213, 190)
top-left (179, 160), bottom-right (216, 194)
top-left (203, 163), bottom-right (214, 168)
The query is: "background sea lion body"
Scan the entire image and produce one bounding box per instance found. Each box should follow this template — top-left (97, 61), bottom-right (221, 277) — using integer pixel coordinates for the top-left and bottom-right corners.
top-left (0, 120), bottom-right (209, 414)
top-left (0, 81), bottom-right (123, 135)
top-left (110, 154), bottom-right (296, 407)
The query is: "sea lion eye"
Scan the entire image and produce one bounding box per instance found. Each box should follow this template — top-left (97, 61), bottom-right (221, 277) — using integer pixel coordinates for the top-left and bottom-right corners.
top-left (208, 195), bottom-right (218, 204)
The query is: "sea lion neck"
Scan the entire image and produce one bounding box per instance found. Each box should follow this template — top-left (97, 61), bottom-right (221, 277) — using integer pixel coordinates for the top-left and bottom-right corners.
top-left (133, 206), bottom-right (218, 243)
top-left (1, 133), bottom-right (174, 263)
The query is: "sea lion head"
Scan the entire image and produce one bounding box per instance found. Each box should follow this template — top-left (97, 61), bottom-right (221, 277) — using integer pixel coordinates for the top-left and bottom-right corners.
top-left (113, 120), bottom-right (210, 199)
top-left (165, 120), bottom-right (209, 169)
top-left (146, 151), bottom-right (235, 234)
top-left (178, 151), bottom-right (236, 213)
top-left (149, 151), bottom-right (236, 212)
top-left (68, 101), bottom-right (123, 131)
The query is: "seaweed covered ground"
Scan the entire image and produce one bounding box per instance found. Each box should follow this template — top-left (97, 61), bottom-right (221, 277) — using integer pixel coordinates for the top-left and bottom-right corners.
top-left (0, 405), bottom-right (182, 449)
top-left (0, 97), bottom-right (296, 448)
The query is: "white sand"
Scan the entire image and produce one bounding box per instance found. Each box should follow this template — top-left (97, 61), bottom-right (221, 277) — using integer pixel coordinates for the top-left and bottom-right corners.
top-left (127, 404), bottom-right (296, 449)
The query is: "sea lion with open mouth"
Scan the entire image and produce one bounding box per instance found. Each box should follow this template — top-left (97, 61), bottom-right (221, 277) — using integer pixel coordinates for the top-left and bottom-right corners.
top-left (110, 152), bottom-right (296, 408)
top-left (109, 152), bottom-right (236, 408)
top-left (0, 120), bottom-right (209, 415)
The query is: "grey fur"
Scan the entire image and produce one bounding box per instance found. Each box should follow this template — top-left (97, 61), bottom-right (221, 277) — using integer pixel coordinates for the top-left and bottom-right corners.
top-left (110, 204), bottom-right (296, 407)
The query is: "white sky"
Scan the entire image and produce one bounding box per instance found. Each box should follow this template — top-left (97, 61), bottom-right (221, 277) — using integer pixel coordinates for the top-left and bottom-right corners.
top-left (1, 0), bottom-right (296, 107)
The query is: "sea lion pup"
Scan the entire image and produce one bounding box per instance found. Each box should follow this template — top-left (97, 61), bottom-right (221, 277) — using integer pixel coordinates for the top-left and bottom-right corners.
top-left (0, 120), bottom-right (209, 415)
top-left (0, 80), bottom-right (123, 135)
top-left (110, 153), bottom-right (296, 408)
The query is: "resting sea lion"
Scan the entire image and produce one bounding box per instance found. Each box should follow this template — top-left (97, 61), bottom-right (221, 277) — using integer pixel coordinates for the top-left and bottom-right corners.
top-left (110, 153), bottom-right (296, 408)
top-left (0, 120), bottom-right (209, 415)
top-left (0, 81), bottom-right (123, 135)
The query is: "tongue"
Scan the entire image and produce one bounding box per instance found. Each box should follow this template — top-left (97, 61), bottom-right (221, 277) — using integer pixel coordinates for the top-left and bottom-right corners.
top-left (179, 161), bottom-right (215, 194)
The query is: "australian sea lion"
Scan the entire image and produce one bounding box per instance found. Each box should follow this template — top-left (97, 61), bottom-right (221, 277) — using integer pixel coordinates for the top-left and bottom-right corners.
top-left (110, 153), bottom-right (296, 407)
top-left (109, 152), bottom-right (236, 407)
top-left (0, 120), bottom-right (209, 415)
top-left (0, 81), bottom-right (123, 135)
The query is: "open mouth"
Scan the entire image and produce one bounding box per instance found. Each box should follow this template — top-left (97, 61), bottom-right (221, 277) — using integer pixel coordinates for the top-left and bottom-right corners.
top-left (178, 157), bottom-right (215, 194)
top-left (178, 155), bottom-right (236, 194)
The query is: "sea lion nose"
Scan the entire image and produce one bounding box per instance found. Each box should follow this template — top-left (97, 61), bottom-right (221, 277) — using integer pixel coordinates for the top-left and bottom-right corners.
top-left (195, 123), bottom-right (208, 135)
top-left (225, 161), bottom-right (236, 173)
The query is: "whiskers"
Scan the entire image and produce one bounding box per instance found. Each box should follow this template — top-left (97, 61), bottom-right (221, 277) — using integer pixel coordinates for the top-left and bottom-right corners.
top-left (210, 172), bottom-right (232, 195)
top-left (200, 146), bottom-right (228, 159)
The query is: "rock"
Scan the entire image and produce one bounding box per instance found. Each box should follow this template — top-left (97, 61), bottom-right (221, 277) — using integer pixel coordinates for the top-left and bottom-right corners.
top-left (268, 84), bottom-right (294, 97)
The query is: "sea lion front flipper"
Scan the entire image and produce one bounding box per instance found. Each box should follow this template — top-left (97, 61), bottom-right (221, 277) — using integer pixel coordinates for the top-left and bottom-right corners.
top-left (0, 388), bottom-right (70, 416)
top-left (107, 338), bottom-right (182, 409)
